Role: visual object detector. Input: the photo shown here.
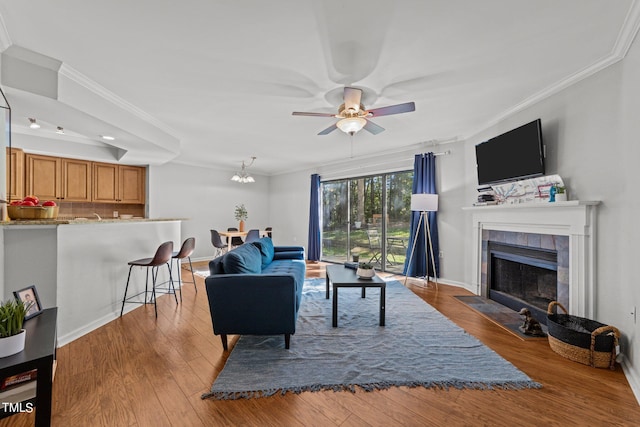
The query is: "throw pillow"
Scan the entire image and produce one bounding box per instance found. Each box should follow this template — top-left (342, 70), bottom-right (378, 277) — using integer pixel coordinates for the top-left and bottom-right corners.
top-left (252, 237), bottom-right (275, 269)
top-left (223, 244), bottom-right (262, 274)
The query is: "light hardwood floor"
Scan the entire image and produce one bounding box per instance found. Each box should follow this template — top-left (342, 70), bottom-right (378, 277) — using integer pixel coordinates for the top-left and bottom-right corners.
top-left (2, 261), bottom-right (639, 426)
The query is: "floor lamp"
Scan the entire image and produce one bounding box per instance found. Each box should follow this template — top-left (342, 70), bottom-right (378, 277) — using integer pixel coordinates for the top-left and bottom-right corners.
top-left (404, 193), bottom-right (438, 289)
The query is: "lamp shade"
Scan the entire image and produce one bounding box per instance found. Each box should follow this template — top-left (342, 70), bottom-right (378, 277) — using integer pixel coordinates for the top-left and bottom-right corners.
top-left (411, 193), bottom-right (438, 212)
top-left (336, 117), bottom-right (366, 134)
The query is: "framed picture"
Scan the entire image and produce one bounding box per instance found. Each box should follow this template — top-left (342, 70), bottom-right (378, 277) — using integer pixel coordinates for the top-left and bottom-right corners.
top-left (537, 183), bottom-right (554, 199)
top-left (14, 285), bottom-right (43, 320)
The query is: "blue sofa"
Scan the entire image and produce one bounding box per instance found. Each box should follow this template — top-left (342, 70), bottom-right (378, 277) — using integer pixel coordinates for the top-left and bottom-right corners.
top-left (204, 237), bottom-right (305, 350)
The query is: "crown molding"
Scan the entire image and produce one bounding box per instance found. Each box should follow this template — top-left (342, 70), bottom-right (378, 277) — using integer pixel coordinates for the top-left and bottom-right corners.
top-left (613, 0), bottom-right (640, 57)
top-left (467, 0), bottom-right (640, 140)
top-left (0, 12), bottom-right (11, 52)
top-left (58, 63), bottom-right (179, 139)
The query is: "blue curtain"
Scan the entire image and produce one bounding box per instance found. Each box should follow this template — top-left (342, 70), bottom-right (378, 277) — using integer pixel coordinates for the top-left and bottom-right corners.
top-left (307, 174), bottom-right (321, 261)
top-left (404, 153), bottom-right (440, 278)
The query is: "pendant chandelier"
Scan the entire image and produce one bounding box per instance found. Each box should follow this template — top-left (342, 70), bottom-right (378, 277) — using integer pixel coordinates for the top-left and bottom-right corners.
top-left (231, 156), bottom-right (256, 183)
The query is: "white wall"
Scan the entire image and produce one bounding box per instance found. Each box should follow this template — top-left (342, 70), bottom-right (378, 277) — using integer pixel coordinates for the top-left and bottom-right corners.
top-left (268, 169), bottom-right (313, 251)
top-left (147, 162), bottom-right (271, 260)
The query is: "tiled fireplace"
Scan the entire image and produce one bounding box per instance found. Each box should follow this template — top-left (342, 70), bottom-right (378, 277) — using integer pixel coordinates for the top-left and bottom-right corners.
top-left (482, 231), bottom-right (569, 323)
top-left (465, 201), bottom-right (599, 318)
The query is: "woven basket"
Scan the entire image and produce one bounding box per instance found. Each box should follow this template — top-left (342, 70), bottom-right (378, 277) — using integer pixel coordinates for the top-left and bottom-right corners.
top-left (7, 205), bottom-right (59, 220)
top-left (546, 301), bottom-right (620, 369)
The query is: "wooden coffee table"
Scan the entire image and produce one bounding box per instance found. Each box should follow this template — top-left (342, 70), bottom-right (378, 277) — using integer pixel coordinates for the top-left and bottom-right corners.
top-left (325, 264), bottom-right (386, 327)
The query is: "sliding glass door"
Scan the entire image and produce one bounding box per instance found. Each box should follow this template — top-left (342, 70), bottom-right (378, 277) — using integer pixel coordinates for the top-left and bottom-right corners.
top-left (321, 180), bottom-right (349, 262)
top-left (384, 172), bottom-right (413, 273)
top-left (321, 170), bottom-right (412, 274)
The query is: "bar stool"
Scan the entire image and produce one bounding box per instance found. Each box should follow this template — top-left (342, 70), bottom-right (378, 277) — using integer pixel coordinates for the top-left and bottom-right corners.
top-left (169, 237), bottom-right (196, 298)
top-left (120, 241), bottom-right (176, 318)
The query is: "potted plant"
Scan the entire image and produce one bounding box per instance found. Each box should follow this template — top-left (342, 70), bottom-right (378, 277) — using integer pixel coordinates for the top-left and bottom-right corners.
top-left (555, 185), bottom-right (567, 202)
top-left (0, 299), bottom-right (33, 358)
top-left (356, 262), bottom-right (375, 279)
top-left (234, 204), bottom-right (248, 232)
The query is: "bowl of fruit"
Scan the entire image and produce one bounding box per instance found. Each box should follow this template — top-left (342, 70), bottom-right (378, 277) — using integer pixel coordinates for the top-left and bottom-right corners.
top-left (7, 196), bottom-right (59, 220)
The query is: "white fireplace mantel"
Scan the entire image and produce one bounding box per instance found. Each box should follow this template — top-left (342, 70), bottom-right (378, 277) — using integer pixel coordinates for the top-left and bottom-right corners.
top-left (463, 201), bottom-right (600, 318)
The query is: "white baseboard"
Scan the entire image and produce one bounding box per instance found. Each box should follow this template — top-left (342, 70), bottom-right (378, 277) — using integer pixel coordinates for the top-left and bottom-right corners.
top-left (57, 305), bottom-right (138, 347)
top-left (58, 313), bottom-right (117, 347)
top-left (436, 278), bottom-right (475, 293)
top-left (621, 358), bottom-right (640, 405)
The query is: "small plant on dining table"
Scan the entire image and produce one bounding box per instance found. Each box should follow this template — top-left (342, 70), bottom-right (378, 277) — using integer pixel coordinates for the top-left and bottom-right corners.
top-left (234, 204), bottom-right (248, 221)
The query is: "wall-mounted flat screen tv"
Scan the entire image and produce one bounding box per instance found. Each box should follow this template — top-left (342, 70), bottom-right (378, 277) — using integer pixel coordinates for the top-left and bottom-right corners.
top-left (475, 119), bottom-right (545, 186)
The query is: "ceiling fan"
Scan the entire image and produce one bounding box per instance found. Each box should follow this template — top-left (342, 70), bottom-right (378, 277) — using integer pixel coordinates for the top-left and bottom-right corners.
top-left (292, 87), bottom-right (415, 136)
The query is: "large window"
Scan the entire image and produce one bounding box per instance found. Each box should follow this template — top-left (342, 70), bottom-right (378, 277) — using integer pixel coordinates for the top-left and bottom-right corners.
top-left (321, 171), bottom-right (413, 274)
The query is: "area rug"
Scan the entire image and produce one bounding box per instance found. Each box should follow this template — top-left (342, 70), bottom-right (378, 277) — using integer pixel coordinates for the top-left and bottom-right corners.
top-left (454, 295), bottom-right (548, 340)
top-left (202, 278), bottom-right (541, 400)
top-left (187, 261), bottom-right (210, 277)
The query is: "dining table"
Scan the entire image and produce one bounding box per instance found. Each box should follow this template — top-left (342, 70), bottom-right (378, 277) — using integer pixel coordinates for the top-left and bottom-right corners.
top-left (218, 229), bottom-right (269, 251)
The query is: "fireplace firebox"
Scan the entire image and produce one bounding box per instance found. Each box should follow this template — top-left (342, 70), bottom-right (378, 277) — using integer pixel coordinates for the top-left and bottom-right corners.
top-left (488, 242), bottom-right (557, 325)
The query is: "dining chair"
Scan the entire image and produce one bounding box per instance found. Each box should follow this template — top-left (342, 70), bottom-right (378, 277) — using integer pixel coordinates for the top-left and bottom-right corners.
top-left (120, 241), bottom-right (176, 318)
top-left (211, 230), bottom-right (228, 257)
top-left (245, 229), bottom-right (261, 243)
top-left (227, 227), bottom-right (244, 247)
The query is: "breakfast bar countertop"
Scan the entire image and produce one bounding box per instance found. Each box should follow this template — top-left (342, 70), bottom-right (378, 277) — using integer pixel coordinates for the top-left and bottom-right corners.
top-left (1, 218), bottom-right (182, 345)
top-left (0, 217), bottom-right (186, 226)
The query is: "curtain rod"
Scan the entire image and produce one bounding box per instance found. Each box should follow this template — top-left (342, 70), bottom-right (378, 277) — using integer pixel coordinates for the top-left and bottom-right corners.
top-left (433, 150), bottom-right (451, 156)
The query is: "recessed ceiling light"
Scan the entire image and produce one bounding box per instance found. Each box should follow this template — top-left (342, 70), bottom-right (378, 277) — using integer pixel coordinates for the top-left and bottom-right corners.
top-left (56, 126), bottom-right (65, 135)
top-left (28, 118), bottom-right (40, 129)
top-left (100, 135), bottom-right (115, 141)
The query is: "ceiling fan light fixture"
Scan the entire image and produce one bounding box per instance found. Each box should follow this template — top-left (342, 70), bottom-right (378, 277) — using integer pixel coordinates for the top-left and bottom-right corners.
top-left (336, 117), bottom-right (366, 135)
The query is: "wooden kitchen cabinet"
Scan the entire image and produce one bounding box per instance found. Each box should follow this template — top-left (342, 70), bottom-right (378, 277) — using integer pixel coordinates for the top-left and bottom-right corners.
top-left (62, 158), bottom-right (92, 201)
top-left (6, 147), bottom-right (24, 200)
top-left (92, 162), bottom-right (145, 204)
top-left (25, 153), bottom-right (61, 201)
top-left (25, 154), bottom-right (92, 202)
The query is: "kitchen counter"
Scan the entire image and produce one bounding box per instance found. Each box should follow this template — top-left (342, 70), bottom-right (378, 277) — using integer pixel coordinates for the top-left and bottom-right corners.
top-left (1, 219), bottom-right (183, 345)
top-left (1, 217), bottom-right (185, 226)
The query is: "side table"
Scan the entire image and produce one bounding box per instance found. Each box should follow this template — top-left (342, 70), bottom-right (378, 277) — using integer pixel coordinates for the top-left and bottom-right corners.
top-left (0, 307), bottom-right (57, 426)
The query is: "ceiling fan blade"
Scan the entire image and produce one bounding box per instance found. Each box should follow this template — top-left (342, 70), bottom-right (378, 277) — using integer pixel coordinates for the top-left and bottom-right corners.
top-left (292, 112), bottom-right (336, 117)
top-left (363, 119), bottom-right (385, 135)
top-left (367, 101), bottom-right (415, 117)
top-left (343, 87), bottom-right (363, 112)
top-left (318, 123), bottom-right (338, 135)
